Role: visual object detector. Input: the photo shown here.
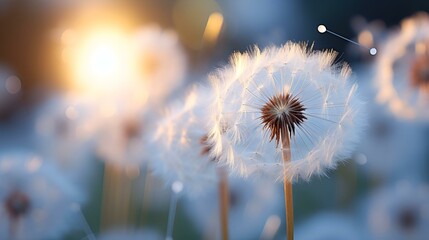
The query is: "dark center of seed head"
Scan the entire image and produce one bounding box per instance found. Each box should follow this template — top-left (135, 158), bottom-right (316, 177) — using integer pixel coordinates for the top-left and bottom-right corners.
top-left (123, 120), bottom-right (141, 140)
top-left (410, 55), bottom-right (429, 91)
top-left (260, 93), bottom-right (307, 146)
top-left (398, 207), bottom-right (418, 232)
top-left (5, 191), bottom-right (31, 219)
top-left (200, 134), bottom-right (219, 162)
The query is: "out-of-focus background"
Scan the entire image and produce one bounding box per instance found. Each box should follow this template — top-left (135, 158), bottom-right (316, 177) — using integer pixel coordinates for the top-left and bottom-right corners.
top-left (1, 1), bottom-right (429, 240)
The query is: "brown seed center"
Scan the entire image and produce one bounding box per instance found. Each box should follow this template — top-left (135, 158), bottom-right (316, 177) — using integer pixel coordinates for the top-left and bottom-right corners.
top-left (260, 93), bottom-right (307, 146)
top-left (398, 207), bottom-right (418, 231)
top-left (410, 54), bottom-right (429, 92)
top-left (5, 191), bottom-right (31, 219)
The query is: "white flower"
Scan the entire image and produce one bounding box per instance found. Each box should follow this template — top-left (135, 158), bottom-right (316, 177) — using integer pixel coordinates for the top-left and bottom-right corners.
top-left (34, 93), bottom-right (97, 186)
top-left (375, 12), bottom-right (429, 120)
top-left (0, 151), bottom-right (83, 240)
top-left (208, 42), bottom-right (365, 182)
top-left (363, 181), bottom-right (429, 240)
top-left (295, 212), bottom-right (363, 240)
top-left (150, 86), bottom-right (218, 196)
top-left (99, 228), bottom-right (163, 240)
top-left (133, 25), bottom-right (187, 104)
top-left (184, 177), bottom-right (282, 240)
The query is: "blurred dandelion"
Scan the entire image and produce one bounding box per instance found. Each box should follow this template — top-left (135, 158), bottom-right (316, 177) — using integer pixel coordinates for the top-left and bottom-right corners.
top-left (151, 85), bottom-right (230, 239)
top-left (375, 12), bottom-right (429, 120)
top-left (354, 74), bottom-right (427, 182)
top-left (95, 101), bottom-right (153, 168)
top-left (184, 177), bottom-right (282, 240)
top-left (364, 181), bottom-right (429, 240)
top-left (151, 86), bottom-right (218, 196)
top-left (208, 42), bottom-right (365, 239)
top-left (34, 93), bottom-right (97, 187)
top-left (133, 25), bottom-right (187, 104)
top-left (0, 152), bottom-right (83, 240)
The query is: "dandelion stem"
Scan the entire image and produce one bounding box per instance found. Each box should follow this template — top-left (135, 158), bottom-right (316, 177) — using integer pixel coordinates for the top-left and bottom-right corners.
top-left (218, 168), bottom-right (229, 240)
top-left (78, 209), bottom-right (96, 240)
top-left (140, 166), bottom-right (152, 226)
top-left (281, 128), bottom-right (294, 240)
top-left (166, 181), bottom-right (183, 240)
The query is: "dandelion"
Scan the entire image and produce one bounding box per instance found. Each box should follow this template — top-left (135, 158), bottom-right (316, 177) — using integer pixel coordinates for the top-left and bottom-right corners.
top-left (34, 93), bottom-right (97, 187)
top-left (150, 86), bottom-right (218, 196)
top-left (94, 97), bottom-right (155, 168)
top-left (0, 151), bottom-right (83, 240)
top-left (364, 181), bottom-right (429, 240)
top-left (295, 212), bottom-right (363, 240)
top-left (375, 12), bottom-right (429, 120)
top-left (208, 42), bottom-right (364, 239)
top-left (133, 25), bottom-right (187, 104)
top-left (353, 76), bottom-right (427, 181)
top-left (184, 177), bottom-right (282, 240)
top-left (151, 86), bottom-right (229, 239)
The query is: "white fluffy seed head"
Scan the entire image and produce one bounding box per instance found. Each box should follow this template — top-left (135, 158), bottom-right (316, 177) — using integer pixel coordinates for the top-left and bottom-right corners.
top-left (149, 86), bottom-right (219, 197)
top-left (365, 181), bottom-right (429, 240)
top-left (134, 25), bottom-right (187, 105)
top-left (0, 151), bottom-right (83, 240)
top-left (374, 12), bottom-right (429, 120)
top-left (208, 42), bottom-right (365, 182)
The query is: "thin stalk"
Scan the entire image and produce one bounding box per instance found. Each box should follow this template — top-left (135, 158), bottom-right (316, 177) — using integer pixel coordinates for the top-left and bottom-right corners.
top-left (218, 168), bottom-right (229, 240)
top-left (281, 128), bottom-right (294, 240)
top-left (140, 166), bottom-right (153, 226)
top-left (166, 181), bottom-right (183, 240)
top-left (78, 209), bottom-right (96, 240)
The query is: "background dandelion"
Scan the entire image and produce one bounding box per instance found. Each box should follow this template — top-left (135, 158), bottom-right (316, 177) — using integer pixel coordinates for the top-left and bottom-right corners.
top-left (375, 13), bottom-right (429, 120)
top-left (0, 152), bottom-right (83, 240)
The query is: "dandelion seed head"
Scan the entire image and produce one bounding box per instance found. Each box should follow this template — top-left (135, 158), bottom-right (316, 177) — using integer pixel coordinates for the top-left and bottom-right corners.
top-left (34, 94), bottom-right (97, 187)
top-left (134, 25), bottom-right (187, 104)
top-left (5, 191), bottom-right (31, 219)
top-left (260, 92), bottom-right (307, 145)
top-left (365, 181), bottom-right (429, 239)
top-left (150, 86), bottom-right (219, 196)
top-left (208, 42), bottom-right (365, 182)
top-left (410, 54), bottom-right (429, 92)
top-left (0, 151), bottom-right (83, 239)
top-left (375, 12), bottom-right (429, 120)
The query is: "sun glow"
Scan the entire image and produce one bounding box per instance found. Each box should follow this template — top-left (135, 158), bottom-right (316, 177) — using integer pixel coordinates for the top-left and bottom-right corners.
top-left (70, 28), bottom-right (139, 94)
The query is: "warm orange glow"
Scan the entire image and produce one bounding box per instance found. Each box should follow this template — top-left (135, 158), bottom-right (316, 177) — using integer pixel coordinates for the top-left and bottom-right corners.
top-left (70, 28), bottom-right (139, 94)
top-left (358, 30), bottom-right (373, 48)
top-left (202, 12), bottom-right (224, 45)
